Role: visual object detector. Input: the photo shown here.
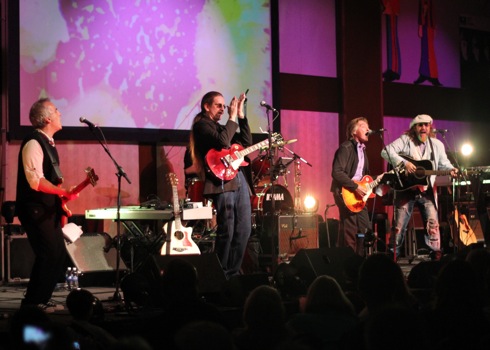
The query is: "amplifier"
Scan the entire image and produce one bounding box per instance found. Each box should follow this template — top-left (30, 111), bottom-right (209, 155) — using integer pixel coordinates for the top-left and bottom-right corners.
top-left (261, 214), bottom-right (319, 259)
top-left (3, 233), bottom-right (35, 283)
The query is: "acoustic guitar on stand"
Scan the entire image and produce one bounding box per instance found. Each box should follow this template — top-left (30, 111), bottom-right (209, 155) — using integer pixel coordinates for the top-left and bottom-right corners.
top-left (205, 133), bottom-right (282, 181)
top-left (60, 167), bottom-right (99, 227)
top-left (454, 208), bottom-right (477, 246)
top-left (161, 173), bottom-right (200, 255)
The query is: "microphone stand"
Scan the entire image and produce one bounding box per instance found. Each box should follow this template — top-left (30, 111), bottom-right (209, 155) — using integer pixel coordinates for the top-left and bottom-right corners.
top-left (379, 132), bottom-right (403, 261)
top-left (264, 108), bottom-right (279, 272)
top-left (88, 125), bottom-right (131, 304)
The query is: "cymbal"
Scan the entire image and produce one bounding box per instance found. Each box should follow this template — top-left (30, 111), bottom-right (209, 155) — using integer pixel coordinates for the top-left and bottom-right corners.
top-left (95, 187), bottom-right (131, 199)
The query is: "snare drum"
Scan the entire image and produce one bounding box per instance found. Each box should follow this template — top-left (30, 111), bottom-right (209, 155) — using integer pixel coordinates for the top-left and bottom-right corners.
top-left (186, 177), bottom-right (204, 203)
top-left (251, 185), bottom-right (293, 215)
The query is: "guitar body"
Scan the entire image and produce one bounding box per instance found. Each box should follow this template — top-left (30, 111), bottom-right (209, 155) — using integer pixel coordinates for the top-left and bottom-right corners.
top-left (394, 156), bottom-right (433, 191)
top-left (161, 220), bottom-right (200, 255)
top-left (342, 175), bottom-right (375, 213)
top-left (161, 173), bottom-right (201, 255)
top-left (206, 145), bottom-right (248, 182)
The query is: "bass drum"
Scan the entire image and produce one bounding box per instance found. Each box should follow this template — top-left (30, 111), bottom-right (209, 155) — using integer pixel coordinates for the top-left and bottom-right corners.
top-left (186, 177), bottom-right (204, 203)
top-left (252, 185), bottom-right (294, 215)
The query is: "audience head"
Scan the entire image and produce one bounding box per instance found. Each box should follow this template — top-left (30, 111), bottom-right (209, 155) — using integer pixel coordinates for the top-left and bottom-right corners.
top-left (358, 253), bottom-right (413, 310)
top-left (66, 288), bottom-right (100, 321)
top-left (304, 275), bottom-right (356, 316)
top-left (243, 285), bottom-right (285, 330)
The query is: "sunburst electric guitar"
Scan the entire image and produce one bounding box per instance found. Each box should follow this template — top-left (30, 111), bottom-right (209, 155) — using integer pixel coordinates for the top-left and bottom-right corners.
top-left (60, 167), bottom-right (99, 227)
top-left (161, 173), bottom-right (201, 255)
top-left (341, 166), bottom-right (402, 213)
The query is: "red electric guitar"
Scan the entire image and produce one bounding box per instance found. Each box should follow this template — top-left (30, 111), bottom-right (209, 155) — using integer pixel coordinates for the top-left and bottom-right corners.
top-left (205, 133), bottom-right (281, 181)
top-left (60, 167), bottom-right (99, 227)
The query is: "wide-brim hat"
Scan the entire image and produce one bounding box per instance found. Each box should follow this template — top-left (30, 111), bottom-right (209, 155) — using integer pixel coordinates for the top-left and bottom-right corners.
top-left (410, 114), bottom-right (433, 128)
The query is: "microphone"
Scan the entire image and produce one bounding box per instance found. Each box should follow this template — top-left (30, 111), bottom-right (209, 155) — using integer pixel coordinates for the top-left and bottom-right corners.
top-left (79, 117), bottom-right (97, 129)
top-left (432, 129), bottom-right (448, 134)
top-left (260, 101), bottom-right (277, 112)
top-left (366, 128), bottom-right (387, 136)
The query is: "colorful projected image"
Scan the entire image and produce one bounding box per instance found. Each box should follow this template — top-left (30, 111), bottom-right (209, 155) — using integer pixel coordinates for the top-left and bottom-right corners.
top-left (19, 0), bottom-right (272, 132)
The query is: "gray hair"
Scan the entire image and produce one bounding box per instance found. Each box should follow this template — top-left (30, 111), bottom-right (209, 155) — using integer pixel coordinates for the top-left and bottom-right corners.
top-left (29, 98), bottom-right (51, 128)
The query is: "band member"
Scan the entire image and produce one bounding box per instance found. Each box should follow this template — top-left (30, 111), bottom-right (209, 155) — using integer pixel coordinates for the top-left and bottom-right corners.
top-left (16, 98), bottom-right (78, 312)
top-left (331, 117), bottom-right (373, 256)
top-left (381, 114), bottom-right (458, 261)
top-left (189, 91), bottom-right (253, 278)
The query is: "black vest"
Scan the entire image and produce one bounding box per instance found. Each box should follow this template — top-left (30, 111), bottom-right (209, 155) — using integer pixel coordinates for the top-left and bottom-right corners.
top-left (16, 131), bottom-right (62, 211)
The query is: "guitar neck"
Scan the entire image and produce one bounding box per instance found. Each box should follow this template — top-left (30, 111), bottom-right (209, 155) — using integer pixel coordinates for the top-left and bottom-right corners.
top-left (422, 170), bottom-right (452, 176)
top-left (72, 178), bottom-right (92, 195)
top-left (236, 140), bottom-right (269, 158)
top-left (171, 184), bottom-right (181, 223)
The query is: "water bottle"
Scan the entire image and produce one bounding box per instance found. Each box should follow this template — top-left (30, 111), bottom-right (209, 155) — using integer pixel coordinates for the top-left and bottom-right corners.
top-left (65, 267), bottom-right (72, 290)
top-left (72, 268), bottom-right (79, 290)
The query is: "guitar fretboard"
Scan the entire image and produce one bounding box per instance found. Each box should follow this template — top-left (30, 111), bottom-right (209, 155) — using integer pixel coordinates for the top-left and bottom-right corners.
top-left (234, 139), bottom-right (269, 158)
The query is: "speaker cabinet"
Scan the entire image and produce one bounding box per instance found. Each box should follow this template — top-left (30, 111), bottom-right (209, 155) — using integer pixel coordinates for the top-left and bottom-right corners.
top-left (150, 253), bottom-right (226, 295)
top-left (289, 247), bottom-right (356, 290)
top-left (261, 214), bottom-right (319, 259)
top-left (65, 233), bottom-right (128, 287)
top-left (3, 233), bottom-right (35, 283)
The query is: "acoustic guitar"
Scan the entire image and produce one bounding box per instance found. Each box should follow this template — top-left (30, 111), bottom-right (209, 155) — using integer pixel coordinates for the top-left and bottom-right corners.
top-left (454, 208), bottom-right (477, 246)
top-left (161, 173), bottom-right (200, 255)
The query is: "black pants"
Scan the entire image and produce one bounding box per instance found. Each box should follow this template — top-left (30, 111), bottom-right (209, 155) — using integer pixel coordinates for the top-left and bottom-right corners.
top-left (18, 203), bottom-right (67, 305)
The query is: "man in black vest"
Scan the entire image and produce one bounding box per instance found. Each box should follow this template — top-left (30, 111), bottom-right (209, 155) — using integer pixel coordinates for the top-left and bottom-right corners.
top-left (16, 98), bottom-right (78, 312)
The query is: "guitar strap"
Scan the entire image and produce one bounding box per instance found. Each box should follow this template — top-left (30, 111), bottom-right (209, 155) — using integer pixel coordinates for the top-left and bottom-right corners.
top-left (36, 132), bottom-right (64, 184)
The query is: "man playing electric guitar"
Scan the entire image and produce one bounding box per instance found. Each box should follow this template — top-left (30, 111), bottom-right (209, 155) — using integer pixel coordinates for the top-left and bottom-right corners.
top-left (381, 114), bottom-right (458, 261)
top-left (331, 117), bottom-right (375, 256)
top-left (190, 90), bottom-right (254, 279)
top-left (16, 98), bottom-right (80, 311)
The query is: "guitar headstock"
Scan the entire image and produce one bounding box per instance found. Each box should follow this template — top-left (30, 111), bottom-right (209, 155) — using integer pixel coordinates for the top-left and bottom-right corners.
top-left (84, 167), bottom-right (99, 186)
top-left (271, 132), bottom-right (284, 145)
top-left (167, 173), bottom-right (178, 187)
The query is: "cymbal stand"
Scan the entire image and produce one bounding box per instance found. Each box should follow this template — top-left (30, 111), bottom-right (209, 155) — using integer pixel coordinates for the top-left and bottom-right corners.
top-left (87, 124), bottom-right (131, 304)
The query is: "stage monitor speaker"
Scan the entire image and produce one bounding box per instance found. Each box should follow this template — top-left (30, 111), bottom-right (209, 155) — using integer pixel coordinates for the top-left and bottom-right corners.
top-left (65, 232), bottom-right (127, 287)
top-left (150, 253), bottom-right (226, 296)
top-left (261, 214), bottom-right (319, 258)
top-left (289, 247), bottom-right (356, 290)
top-left (4, 233), bottom-right (35, 283)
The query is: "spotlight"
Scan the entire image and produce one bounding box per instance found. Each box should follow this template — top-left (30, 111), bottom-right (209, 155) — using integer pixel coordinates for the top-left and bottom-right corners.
top-left (461, 143), bottom-right (473, 157)
top-left (303, 195), bottom-right (318, 213)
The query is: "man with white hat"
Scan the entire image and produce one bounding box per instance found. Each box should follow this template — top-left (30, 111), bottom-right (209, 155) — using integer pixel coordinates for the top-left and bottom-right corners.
top-left (381, 114), bottom-right (458, 261)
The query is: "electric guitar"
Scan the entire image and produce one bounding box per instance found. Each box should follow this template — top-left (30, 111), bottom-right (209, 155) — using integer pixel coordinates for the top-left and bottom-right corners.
top-left (342, 168), bottom-right (399, 213)
top-left (454, 208), bottom-right (477, 246)
top-left (161, 173), bottom-right (200, 255)
top-left (205, 133), bottom-right (281, 181)
top-left (60, 167), bottom-right (99, 227)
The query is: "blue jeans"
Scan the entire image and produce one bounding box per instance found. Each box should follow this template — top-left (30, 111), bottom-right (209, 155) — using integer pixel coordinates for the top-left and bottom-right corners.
top-left (212, 171), bottom-right (252, 278)
top-left (390, 190), bottom-right (441, 257)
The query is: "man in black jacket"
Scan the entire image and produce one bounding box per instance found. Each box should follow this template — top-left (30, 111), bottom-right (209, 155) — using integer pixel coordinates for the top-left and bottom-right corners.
top-left (190, 91), bottom-right (253, 278)
top-left (331, 117), bottom-right (373, 256)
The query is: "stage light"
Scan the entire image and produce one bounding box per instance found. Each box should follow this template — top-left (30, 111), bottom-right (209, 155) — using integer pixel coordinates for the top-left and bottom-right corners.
top-left (303, 195), bottom-right (318, 213)
top-left (461, 143), bottom-right (473, 157)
